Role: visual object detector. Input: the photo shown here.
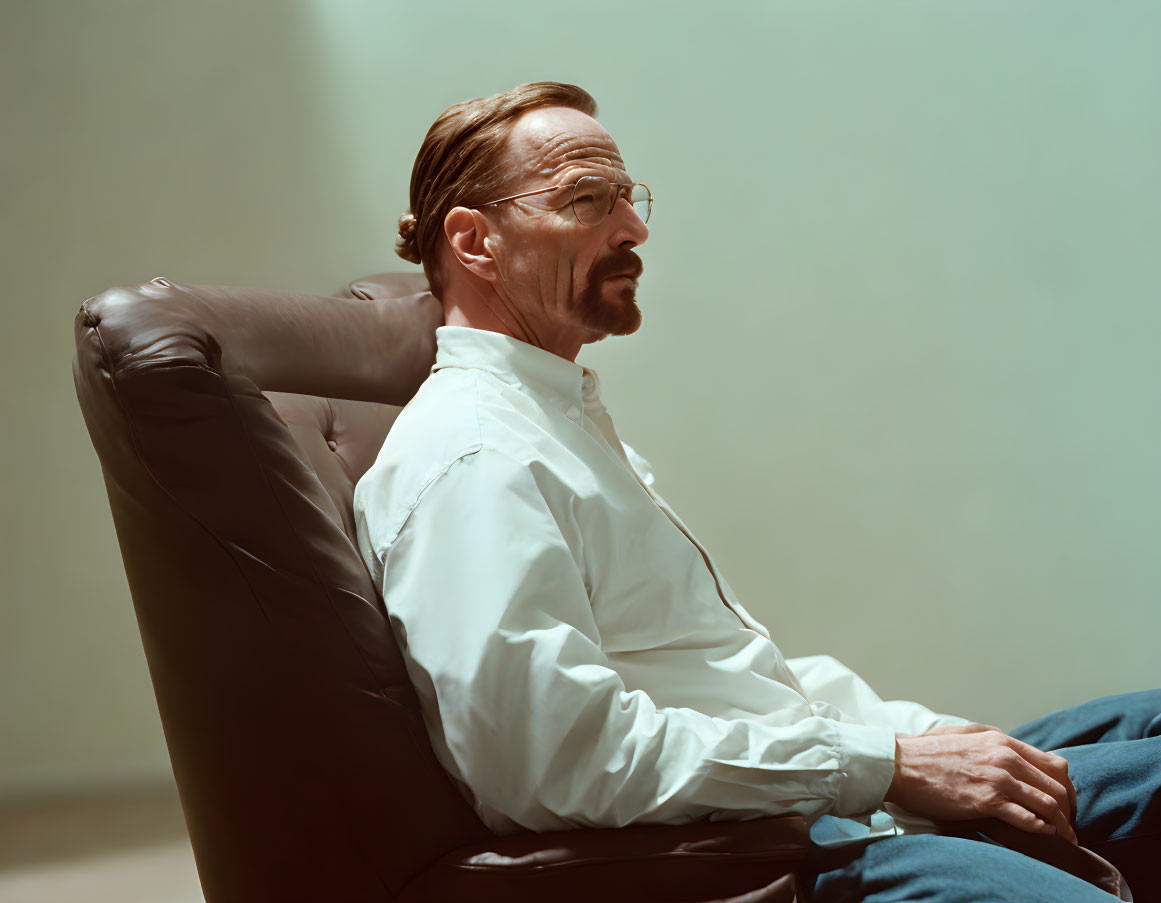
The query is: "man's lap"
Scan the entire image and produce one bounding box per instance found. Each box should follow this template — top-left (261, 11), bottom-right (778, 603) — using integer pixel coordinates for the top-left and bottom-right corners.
top-left (809, 689), bottom-right (1161, 902)
top-left (809, 833), bottom-right (1116, 903)
top-left (1010, 689), bottom-right (1161, 845)
top-left (1009, 688), bottom-right (1161, 752)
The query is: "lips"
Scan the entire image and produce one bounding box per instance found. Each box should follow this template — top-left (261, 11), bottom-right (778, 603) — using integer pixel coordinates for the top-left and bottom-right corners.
top-left (595, 251), bottom-right (643, 284)
top-left (621, 260), bottom-right (644, 281)
top-left (604, 267), bottom-right (642, 292)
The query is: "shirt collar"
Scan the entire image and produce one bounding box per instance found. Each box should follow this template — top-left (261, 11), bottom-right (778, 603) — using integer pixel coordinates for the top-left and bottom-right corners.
top-left (432, 325), bottom-right (600, 414)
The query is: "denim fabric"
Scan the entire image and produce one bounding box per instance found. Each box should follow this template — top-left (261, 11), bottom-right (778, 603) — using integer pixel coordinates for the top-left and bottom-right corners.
top-left (809, 690), bottom-right (1161, 902)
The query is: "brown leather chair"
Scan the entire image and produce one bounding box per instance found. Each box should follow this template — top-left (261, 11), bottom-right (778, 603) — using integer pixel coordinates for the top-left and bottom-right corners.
top-left (71, 272), bottom-right (813, 903)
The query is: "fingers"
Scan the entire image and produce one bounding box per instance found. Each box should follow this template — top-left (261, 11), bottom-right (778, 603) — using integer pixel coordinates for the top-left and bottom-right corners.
top-left (1009, 756), bottom-right (1073, 834)
top-left (991, 800), bottom-right (1056, 838)
top-left (1000, 773), bottom-right (1078, 844)
top-left (1010, 738), bottom-right (1077, 823)
top-left (990, 739), bottom-right (1078, 844)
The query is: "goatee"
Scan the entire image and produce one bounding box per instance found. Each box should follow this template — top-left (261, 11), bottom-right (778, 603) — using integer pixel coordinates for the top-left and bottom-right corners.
top-left (578, 248), bottom-right (644, 336)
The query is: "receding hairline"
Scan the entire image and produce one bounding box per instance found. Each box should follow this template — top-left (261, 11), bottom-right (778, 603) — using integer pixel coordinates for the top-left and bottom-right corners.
top-left (496, 106), bottom-right (629, 188)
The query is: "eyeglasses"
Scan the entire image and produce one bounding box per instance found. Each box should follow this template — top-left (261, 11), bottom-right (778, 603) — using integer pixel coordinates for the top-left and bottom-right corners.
top-left (465, 175), bottom-right (652, 227)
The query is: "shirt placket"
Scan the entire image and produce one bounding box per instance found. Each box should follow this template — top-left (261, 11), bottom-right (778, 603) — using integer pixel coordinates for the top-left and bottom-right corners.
top-left (582, 393), bottom-right (812, 701)
top-left (586, 402), bottom-right (755, 629)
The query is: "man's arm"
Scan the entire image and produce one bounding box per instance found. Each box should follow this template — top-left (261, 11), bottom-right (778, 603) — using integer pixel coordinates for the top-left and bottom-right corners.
top-left (785, 653), bottom-right (1077, 840)
top-left (367, 447), bottom-right (899, 832)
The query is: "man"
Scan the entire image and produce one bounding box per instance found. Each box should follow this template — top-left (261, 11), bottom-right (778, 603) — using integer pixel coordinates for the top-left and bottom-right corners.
top-left (353, 82), bottom-right (1157, 901)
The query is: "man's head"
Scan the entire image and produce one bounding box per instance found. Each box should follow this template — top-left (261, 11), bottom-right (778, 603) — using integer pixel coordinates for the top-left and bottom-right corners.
top-left (397, 82), bottom-right (649, 359)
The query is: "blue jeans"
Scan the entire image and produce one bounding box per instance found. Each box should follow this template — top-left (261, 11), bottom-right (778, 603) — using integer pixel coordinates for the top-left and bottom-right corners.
top-left (809, 690), bottom-right (1161, 902)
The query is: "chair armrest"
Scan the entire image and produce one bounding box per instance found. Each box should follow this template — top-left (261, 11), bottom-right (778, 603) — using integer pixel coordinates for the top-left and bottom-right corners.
top-left (401, 815), bottom-right (809, 903)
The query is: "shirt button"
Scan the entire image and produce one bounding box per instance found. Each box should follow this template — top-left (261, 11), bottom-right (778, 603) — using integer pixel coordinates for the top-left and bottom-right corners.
top-left (566, 404), bottom-right (580, 420)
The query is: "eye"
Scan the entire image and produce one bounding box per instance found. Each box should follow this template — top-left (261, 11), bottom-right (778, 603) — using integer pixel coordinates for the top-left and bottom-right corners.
top-left (570, 176), bottom-right (617, 225)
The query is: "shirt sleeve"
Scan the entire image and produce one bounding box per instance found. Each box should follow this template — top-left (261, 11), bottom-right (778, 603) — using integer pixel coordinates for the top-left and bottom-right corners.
top-left (375, 448), bottom-right (898, 832)
top-left (786, 654), bottom-right (971, 737)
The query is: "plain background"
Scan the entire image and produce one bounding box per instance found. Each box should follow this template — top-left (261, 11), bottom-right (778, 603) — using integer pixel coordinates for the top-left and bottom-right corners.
top-left (2, 0), bottom-right (1158, 801)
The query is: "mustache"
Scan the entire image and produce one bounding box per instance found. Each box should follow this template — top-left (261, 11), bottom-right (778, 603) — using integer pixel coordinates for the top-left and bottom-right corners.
top-left (590, 249), bottom-right (644, 283)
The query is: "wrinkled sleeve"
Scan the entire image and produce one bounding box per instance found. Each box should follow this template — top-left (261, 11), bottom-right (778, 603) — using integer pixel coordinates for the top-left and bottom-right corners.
top-left (374, 448), bottom-right (897, 832)
top-left (787, 654), bottom-right (971, 737)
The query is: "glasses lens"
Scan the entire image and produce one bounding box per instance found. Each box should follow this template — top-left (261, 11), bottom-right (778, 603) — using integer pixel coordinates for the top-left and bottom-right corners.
top-left (570, 178), bottom-right (651, 225)
top-left (630, 183), bottom-right (652, 224)
top-left (571, 176), bottom-right (609, 226)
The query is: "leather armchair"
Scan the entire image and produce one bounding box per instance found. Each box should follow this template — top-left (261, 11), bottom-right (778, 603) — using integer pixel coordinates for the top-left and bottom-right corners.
top-left (72, 272), bottom-right (811, 902)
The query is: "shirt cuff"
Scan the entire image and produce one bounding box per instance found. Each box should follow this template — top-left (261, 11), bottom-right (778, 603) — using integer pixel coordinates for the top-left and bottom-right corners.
top-left (932, 714), bottom-right (972, 729)
top-left (829, 722), bottom-right (898, 817)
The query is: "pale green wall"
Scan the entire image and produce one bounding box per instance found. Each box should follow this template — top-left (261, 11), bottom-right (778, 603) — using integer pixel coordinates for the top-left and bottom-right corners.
top-left (2, 0), bottom-right (1157, 797)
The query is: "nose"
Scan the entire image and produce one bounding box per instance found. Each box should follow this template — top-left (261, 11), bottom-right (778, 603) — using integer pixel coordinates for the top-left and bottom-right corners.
top-left (609, 195), bottom-right (649, 248)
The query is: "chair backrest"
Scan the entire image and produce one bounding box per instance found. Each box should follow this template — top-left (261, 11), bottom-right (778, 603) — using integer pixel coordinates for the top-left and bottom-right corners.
top-left (72, 273), bottom-right (494, 902)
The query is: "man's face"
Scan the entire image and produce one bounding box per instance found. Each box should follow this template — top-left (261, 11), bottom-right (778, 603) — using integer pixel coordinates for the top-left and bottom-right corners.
top-left (483, 106), bottom-right (649, 351)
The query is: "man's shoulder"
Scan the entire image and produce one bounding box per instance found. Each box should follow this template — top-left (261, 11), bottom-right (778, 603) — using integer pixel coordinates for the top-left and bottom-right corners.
top-left (353, 368), bottom-right (562, 547)
top-left (355, 370), bottom-right (481, 538)
top-left (380, 366), bottom-right (553, 469)
top-left (385, 367), bottom-right (487, 475)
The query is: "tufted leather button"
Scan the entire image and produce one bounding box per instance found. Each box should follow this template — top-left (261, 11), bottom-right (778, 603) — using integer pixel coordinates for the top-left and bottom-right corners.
top-left (326, 439), bottom-right (338, 451)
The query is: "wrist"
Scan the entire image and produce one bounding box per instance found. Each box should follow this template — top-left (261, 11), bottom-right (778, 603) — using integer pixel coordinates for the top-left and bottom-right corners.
top-left (884, 736), bottom-right (906, 805)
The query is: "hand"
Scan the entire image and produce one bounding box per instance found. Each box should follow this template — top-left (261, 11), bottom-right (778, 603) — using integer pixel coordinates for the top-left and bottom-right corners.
top-left (927, 722), bottom-right (1079, 822)
top-left (885, 728), bottom-right (1078, 843)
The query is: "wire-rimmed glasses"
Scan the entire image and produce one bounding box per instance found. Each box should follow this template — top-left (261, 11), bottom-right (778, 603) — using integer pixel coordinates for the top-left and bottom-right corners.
top-left (465, 175), bottom-right (652, 226)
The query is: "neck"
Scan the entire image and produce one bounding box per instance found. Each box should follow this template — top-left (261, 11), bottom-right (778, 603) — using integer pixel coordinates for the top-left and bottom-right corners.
top-left (441, 283), bottom-right (583, 362)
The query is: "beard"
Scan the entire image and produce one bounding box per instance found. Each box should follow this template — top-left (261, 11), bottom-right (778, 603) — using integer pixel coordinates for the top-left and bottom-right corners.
top-left (575, 248), bottom-right (644, 337)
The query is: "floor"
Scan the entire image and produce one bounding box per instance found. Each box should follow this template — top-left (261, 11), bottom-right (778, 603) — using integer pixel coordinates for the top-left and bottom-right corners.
top-left (0, 784), bottom-right (204, 903)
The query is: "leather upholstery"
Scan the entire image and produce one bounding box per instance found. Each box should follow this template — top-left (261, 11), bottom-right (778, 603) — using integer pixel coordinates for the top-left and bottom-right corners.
top-left (72, 272), bottom-right (809, 902)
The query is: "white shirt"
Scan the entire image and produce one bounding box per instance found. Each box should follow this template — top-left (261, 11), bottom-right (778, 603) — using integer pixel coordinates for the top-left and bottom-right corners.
top-left (353, 325), bottom-right (968, 837)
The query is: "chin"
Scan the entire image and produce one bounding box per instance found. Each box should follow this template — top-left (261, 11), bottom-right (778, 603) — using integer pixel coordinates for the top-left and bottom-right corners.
top-left (615, 294), bottom-right (642, 334)
top-left (575, 279), bottom-right (642, 338)
top-left (593, 297), bottom-right (642, 337)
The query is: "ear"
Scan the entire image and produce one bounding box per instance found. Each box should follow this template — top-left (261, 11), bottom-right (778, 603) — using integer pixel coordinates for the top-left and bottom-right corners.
top-left (443, 207), bottom-right (498, 282)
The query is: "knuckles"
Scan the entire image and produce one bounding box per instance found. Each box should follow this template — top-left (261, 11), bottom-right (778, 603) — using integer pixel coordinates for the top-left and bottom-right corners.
top-left (980, 767), bottom-right (1013, 791)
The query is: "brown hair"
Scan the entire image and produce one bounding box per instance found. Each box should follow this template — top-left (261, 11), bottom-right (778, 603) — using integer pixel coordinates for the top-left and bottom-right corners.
top-left (396, 82), bottom-right (598, 292)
